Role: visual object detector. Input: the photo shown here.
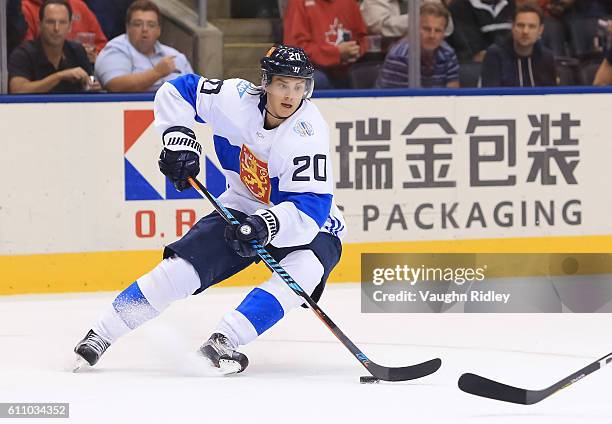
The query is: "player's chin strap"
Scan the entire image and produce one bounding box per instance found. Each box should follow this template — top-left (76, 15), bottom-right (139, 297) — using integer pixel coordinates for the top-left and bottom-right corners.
top-left (186, 176), bottom-right (442, 382)
top-left (264, 107), bottom-right (288, 121)
top-left (263, 95), bottom-right (304, 122)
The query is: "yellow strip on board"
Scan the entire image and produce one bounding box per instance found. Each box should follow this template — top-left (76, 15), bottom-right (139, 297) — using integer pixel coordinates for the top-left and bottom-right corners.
top-left (1, 235), bottom-right (612, 295)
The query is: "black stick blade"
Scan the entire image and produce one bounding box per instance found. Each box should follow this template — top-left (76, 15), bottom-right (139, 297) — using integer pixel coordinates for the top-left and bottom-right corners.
top-left (371, 358), bottom-right (442, 381)
top-left (458, 373), bottom-right (528, 404)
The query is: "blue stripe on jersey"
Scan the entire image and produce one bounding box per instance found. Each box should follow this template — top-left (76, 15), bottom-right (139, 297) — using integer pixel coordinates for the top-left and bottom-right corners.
top-left (168, 74), bottom-right (205, 123)
top-left (272, 185), bottom-right (332, 228)
top-left (213, 135), bottom-right (240, 173)
top-left (236, 288), bottom-right (284, 335)
top-left (112, 281), bottom-right (159, 330)
top-left (270, 177), bottom-right (280, 202)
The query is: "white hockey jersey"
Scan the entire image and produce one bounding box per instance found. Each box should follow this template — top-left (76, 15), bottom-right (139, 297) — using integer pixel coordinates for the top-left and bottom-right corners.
top-left (154, 75), bottom-right (346, 248)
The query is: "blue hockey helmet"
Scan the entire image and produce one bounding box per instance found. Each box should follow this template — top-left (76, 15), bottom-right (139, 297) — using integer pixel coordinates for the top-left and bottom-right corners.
top-left (260, 44), bottom-right (315, 98)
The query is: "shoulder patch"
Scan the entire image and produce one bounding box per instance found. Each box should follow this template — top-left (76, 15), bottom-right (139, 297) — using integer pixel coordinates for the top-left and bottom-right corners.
top-left (293, 120), bottom-right (314, 137)
top-left (236, 80), bottom-right (254, 98)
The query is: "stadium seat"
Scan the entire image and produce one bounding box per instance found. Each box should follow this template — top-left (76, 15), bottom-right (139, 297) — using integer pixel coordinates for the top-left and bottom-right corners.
top-left (555, 56), bottom-right (579, 85)
top-left (568, 17), bottom-right (605, 60)
top-left (541, 17), bottom-right (568, 57)
top-left (577, 61), bottom-right (602, 85)
top-left (459, 61), bottom-right (482, 87)
top-left (349, 61), bottom-right (383, 89)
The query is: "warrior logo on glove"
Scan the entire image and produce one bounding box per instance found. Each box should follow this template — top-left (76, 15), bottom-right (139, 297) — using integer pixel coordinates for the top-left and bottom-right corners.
top-left (224, 210), bottom-right (279, 258)
top-left (158, 126), bottom-right (201, 191)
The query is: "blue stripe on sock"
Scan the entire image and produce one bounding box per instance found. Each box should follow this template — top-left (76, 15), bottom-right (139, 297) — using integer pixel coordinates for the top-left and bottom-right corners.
top-left (112, 281), bottom-right (159, 330)
top-left (236, 288), bottom-right (284, 335)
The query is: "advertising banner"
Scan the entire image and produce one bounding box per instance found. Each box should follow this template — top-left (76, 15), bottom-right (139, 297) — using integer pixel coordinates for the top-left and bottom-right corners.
top-left (1, 92), bottom-right (611, 294)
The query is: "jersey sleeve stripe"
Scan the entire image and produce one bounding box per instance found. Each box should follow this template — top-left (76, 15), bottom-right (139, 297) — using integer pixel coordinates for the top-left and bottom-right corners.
top-left (213, 135), bottom-right (241, 173)
top-left (168, 74), bottom-right (206, 123)
top-left (274, 190), bottom-right (332, 228)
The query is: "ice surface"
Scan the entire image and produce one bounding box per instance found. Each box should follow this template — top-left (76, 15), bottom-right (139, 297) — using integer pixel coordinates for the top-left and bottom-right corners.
top-left (0, 283), bottom-right (610, 423)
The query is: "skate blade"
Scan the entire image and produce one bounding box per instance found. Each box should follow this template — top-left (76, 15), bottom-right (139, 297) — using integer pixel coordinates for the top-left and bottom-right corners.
top-left (73, 355), bottom-right (91, 373)
top-left (192, 351), bottom-right (241, 376)
top-left (177, 352), bottom-right (224, 377)
top-left (219, 359), bottom-right (242, 376)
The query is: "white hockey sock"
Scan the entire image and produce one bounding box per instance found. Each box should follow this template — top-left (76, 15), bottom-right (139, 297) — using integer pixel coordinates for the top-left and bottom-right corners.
top-left (215, 310), bottom-right (258, 347)
top-left (92, 256), bottom-right (201, 344)
top-left (216, 250), bottom-right (324, 347)
top-left (92, 305), bottom-right (131, 344)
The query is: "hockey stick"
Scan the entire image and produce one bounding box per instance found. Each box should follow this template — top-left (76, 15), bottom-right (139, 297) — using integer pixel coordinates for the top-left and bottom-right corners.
top-left (458, 352), bottom-right (612, 404)
top-left (187, 177), bottom-right (441, 381)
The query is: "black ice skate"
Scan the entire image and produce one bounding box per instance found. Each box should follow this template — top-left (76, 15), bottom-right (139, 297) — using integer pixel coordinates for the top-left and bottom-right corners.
top-left (199, 333), bottom-right (249, 375)
top-left (73, 329), bottom-right (110, 372)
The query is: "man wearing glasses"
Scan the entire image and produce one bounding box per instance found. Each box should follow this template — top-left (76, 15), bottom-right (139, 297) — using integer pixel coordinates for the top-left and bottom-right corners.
top-left (94, 0), bottom-right (193, 92)
top-left (8, 0), bottom-right (100, 93)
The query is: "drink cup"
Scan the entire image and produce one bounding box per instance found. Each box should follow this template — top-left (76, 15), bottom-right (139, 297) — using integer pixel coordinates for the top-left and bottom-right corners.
top-left (75, 32), bottom-right (95, 50)
top-left (365, 35), bottom-right (382, 53)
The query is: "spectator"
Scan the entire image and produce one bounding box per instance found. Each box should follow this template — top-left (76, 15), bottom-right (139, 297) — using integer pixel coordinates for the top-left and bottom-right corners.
top-left (8, 0), bottom-right (101, 93)
top-left (593, 45), bottom-right (612, 85)
top-left (448, 0), bottom-right (515, 62)
top-left (566, 0), bottom-right (611, 58)
top-left (283, 0), bottom-right (368, 89)
top-left (481, 3), bottom-right (557, 87)
top-left (94, 0), bottom-right (193, 93)
top-left (572, 0), bottom-right (611, 19)
top-left (536, 0), bottom-right (573, 56)
top-left (7, 0), bottom-right (28, 55)
top-left (360, 0), bottom-right (454, 38)
top-left (22, 0), bottom-right (108, 58)
top-left (376, 2), bottom-right (459, 88)
top-left (84, 0), bottom-right (134, 39)
top-left (232, 0), bottom-right (278, 18)
top-left (538, 0), bottom-right (573, 18)
top-left (278, 0), bottom-right (289, 17)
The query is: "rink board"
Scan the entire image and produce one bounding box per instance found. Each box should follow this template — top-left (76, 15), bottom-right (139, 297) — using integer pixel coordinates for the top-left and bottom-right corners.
top-left (1, 89), bottom-right (612, 294)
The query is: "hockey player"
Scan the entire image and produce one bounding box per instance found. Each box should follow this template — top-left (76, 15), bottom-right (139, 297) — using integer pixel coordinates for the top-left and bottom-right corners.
top-left (73, 45), bottom-right (345, 374)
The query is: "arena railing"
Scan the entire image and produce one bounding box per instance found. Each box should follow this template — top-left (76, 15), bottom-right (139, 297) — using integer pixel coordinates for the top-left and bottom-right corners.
top-left (2, 86), bottom-right (612, 105)
top-left (199, 0), bottom-right (207, 27)
top-left (1, 0), bottom-right (8, 94)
